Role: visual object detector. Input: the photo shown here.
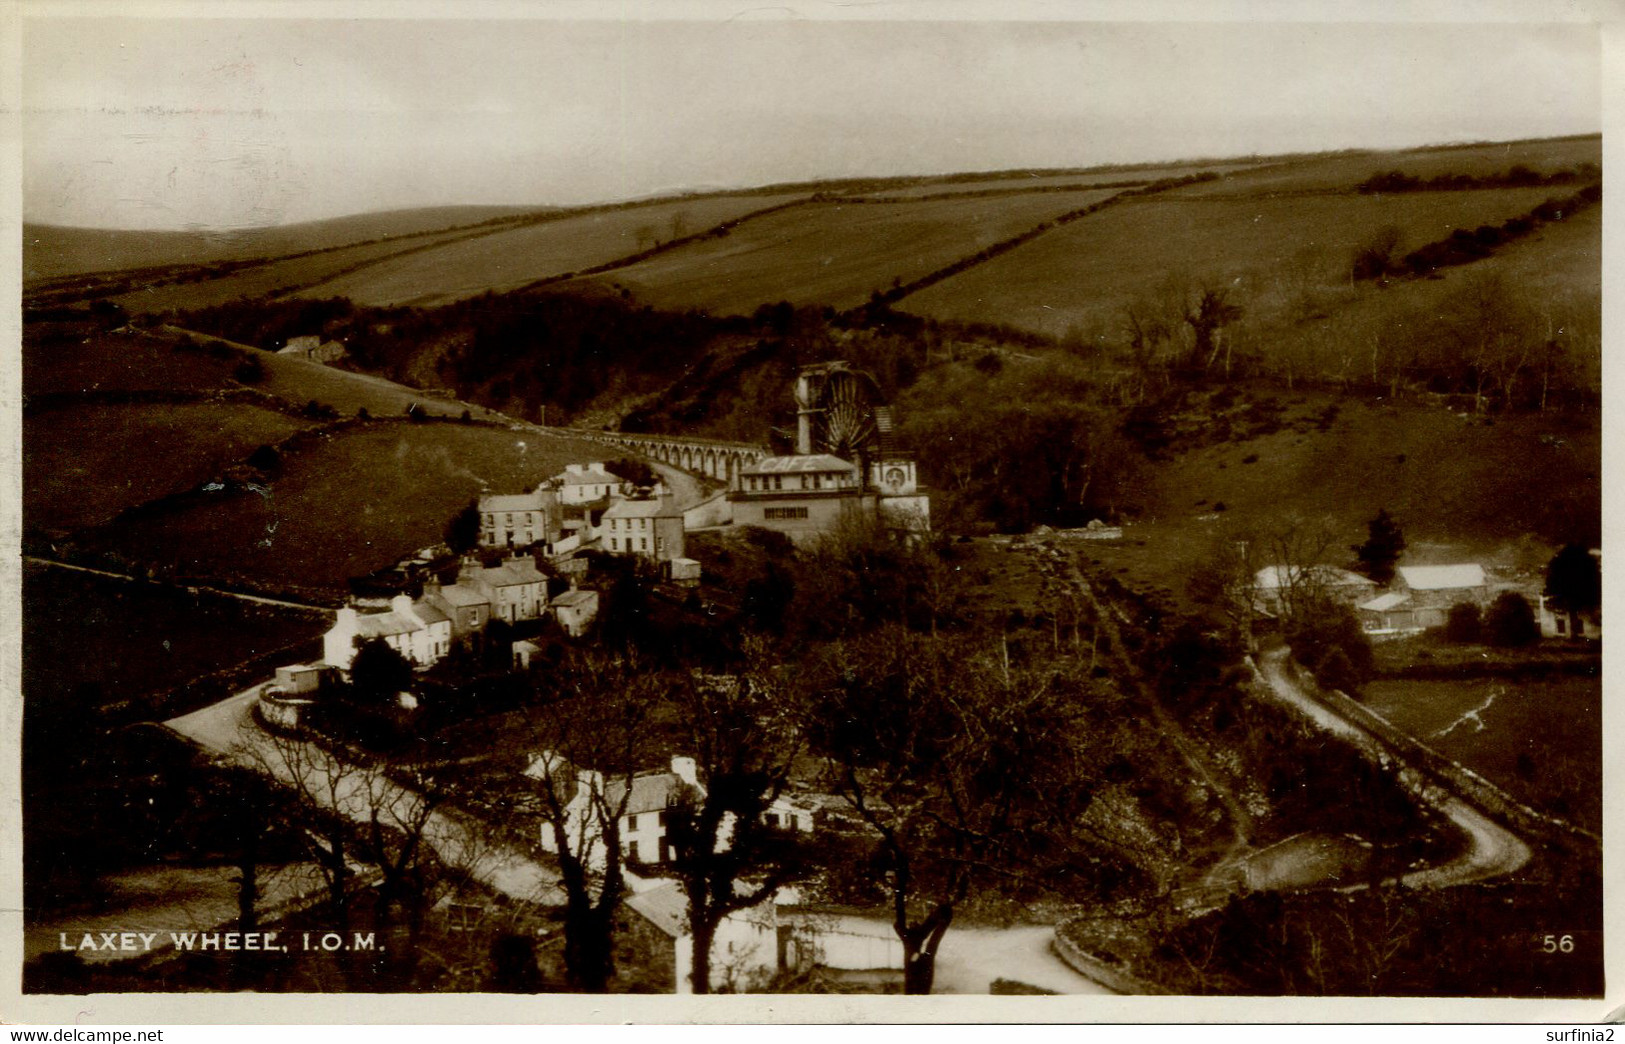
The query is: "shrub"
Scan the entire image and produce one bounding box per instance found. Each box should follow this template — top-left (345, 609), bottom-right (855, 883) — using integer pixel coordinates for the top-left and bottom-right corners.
top-left (246, 444), bottom-right (281, 473)
top-left (232, 355), bottom-right (266, 384)
top-left (1484, 592), bottom-right (1539, 647)
top-left (1444, 602), bottom-right (1482, 644)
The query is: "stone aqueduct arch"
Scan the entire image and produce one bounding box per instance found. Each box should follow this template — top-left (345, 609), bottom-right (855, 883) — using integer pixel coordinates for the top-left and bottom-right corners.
top-left (588, 431), bottom-right (768, 485)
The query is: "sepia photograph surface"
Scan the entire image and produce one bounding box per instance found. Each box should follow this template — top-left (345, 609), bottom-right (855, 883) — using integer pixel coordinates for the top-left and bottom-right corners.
top-left (6, 0), bottom-right (1614, 1023)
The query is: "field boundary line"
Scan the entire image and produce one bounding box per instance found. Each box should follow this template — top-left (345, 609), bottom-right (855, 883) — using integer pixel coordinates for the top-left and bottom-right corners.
top-left (23, 555), bottom-right (335, 614)
top-left (880, 172), bottom-right (1218, 310)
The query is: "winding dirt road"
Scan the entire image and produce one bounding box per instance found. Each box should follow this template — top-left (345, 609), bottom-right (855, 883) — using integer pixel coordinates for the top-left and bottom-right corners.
top-left (1256, 647), bottom-right (1531, 888)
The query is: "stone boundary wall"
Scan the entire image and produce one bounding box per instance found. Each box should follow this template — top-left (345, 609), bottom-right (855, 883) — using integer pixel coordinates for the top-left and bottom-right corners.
top-left (1049, 927), bottom-right (1167, 995)
top-left (1316, 682), bottom-right (1599, 847)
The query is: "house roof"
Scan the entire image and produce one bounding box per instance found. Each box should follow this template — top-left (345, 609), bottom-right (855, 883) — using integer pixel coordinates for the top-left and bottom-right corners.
top-left (1360, 592), bottom-right (1412, 613)
top-left (480, 492), bottom-right (546, 513)
top-left (1398, 564), bottom-right (1485, 590)
top-left (283, 335), bottom-right (320, 351)
top-left (603, 497), bottom-right (679, 519)
top-left (411, 600), bottom-right (449, 626)
top-left (606, 770), bottom-right (695, 817)
top-left (433, 583), bottom-right (489, 608)
top-left (355, 610), bottom-right (419, 639)
top-left (551, 589), bottom-right (598, 609)
top-left (626, 884), bottom-right (688, 940)
top-left (558, 466), bottom-right (621, 486)
top-left (741, 454), bottom-right (856, 476)
top-left (1255, 565), bottom-right (1376, 591)
top-left (482, 558), bottom-right (546, 587)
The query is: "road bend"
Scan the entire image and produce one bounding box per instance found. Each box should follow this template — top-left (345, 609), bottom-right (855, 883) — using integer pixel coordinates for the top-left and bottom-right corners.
top-left (1256, 646), bottom-right (1532, 888)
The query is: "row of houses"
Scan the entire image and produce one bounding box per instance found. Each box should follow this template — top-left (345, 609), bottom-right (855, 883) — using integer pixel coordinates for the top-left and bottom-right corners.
top-left (322, 554), bottom-right (600, 672)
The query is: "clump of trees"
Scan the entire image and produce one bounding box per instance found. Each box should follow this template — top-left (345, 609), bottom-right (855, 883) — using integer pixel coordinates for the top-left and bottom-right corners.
top-left (1352, 184), bottom-right (1602, 281)
top-left (444, 501), bottom-right (481, 555)
top-left (1444, 602), bottom-right (1482, 643)
top-left (1484, 591), bottom-right (1539, 647)
top-left (1351, 509), bottom-right (1406, 585)
top-left (897, 355), bottom-right (1141, 532)
top-left (1544, 543), bottom-right (1600, 638)
top-left (1355, 164), bottom-right (1597, 195)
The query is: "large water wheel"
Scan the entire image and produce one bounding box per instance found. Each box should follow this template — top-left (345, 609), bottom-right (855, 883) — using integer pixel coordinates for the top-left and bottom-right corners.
top-left (809, 367), bottom-right (881, 461)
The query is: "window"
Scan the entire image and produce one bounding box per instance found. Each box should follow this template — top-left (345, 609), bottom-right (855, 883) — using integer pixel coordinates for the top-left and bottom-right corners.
top-left (641, 537), bottom-right (648, 551)
top-left (764, 506), bottom-right (810, 521)
top-left (773, 476), bottom-right (783, 490)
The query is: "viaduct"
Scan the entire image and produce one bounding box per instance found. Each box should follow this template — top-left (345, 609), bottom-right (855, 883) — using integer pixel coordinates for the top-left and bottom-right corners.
top-left (585, 430), bottom-right (770, 486)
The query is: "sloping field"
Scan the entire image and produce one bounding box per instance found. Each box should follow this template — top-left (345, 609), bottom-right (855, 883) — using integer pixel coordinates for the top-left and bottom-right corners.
top-left (102, 226), bottom-right (510, 314)
top-left (155, 327), bottom-right (501, 420)
top-left (293, 194), bottom-right (810, 307)
top-left (77, 422), bottom-right (607, 600)
top-left (857, 161), bottom-right (1264, 200)
top-left (23, 563), bottom-right (327, 713)
top-left (25, 402), bottom-right (314, 533)
top-left (899, 185), bottom-right (1570, 340)
top-left (568, 189), bottom-right (1127, 315)
top-left (1169, 136), bottom-right (1600, 199)
top-left (1363, 675), bottom-right (1600, 834)
top-left (1143, 398), bottom-right (1598, 548)
top-left (24, 326), bottom-right (241, 396)
top-left (23, 206), bottom-right (543, 283)
top-left (24, 323), bottom-right (494, 420)
top-left (1062, 389), bottom-right (1598, 619)
top-left (1250, 205), bottom-right (1603, 397)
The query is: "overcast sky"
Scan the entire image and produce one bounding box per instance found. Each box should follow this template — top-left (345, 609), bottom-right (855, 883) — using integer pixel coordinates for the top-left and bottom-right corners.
top-left (21, 8), bottom-right (1602, 230)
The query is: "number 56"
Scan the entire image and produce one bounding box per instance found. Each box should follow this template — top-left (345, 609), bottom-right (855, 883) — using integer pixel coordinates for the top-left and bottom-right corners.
top-left (1542, 934), bottom-right (1575, 953)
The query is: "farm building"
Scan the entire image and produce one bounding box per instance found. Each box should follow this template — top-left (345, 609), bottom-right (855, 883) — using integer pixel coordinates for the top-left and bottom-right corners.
top-left (624, 883), bottom-right (782, 995)
top-left (603, 495), bottom-right (686, 561)
top-left (549, 587), bottom-right (600, 637)
top-left (527, 753), bottom-right (701, 868)
top-left (457, 554), bottom-right (548, 623)
top-left (277, 334), bottom-right (349, 364)
top-left (478, 488), bottom-right (558, 550)
top-left (1358, 563), bottom-right (1490, 636)
top-left (550, 462), bottom-right (626, 506)
top-left (421, 577), bottom-right (492, 640)
top-left (1253, 565), bottom-right (1377, 618)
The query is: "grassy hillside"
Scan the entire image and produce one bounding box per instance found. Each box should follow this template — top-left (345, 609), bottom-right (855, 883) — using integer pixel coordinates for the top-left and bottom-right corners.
top-left (23, 563), bottom-right (327, 716)
top-left (858, 160), bottom-right (1265, 200)
top-left (1166, 135), bottom-right (1600, 199)
top-left (23, 205), bottom-right (544, 283)
top-left (1059, 384), bottom-right (1599, 619)
top-left (25, 321), bottom-right (497, 419)
top-left (296, 194), bottom-right (810, 307)
top-left (25, 402), bottom-right (314, 533)
top-left (97, 226), bottom-right (502, 314)
top-left (71, 421), bottom-right (609, 601)
top-left (565, 188), bottom-right (1127, 314)
top-left (898, 185), bottom-right (1568, 341)
top-left (1364, 674), bottom-right (1600, 833)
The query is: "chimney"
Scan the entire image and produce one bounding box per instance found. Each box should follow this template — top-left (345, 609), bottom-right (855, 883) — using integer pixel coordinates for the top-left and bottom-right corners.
top-left (566, 464), bottom-right (585, 476)
top-left (423, 577), bottom-right (442, 598)
top-left (391, 593), bottom-right (416, 624)
top-left (671, 756), bottom-right (698, 788)
top-left (576, 767), bottom-right (604, 803)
